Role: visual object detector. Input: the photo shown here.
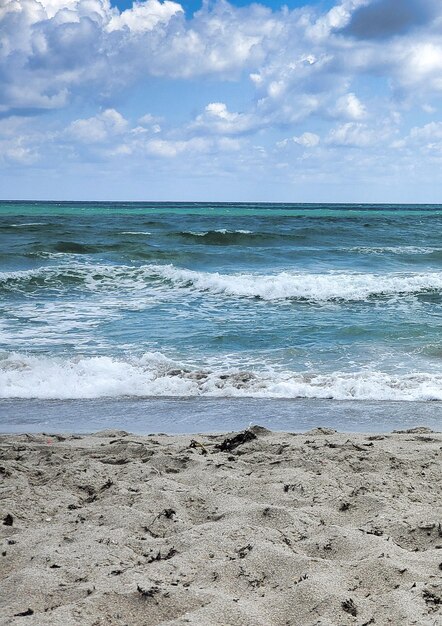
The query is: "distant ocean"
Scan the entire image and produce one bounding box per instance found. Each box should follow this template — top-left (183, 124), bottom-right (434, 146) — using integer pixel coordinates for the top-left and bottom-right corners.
top-left (1, 201), bottom-right (442, 433)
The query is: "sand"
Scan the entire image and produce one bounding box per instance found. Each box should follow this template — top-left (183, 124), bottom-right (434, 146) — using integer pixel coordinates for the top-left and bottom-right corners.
top-left (1, 426), bottom-right (441, 625)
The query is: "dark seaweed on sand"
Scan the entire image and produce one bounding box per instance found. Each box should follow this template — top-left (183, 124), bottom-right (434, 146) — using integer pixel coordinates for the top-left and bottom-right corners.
top-left (14, 608), bottom-right (34, 617)
top-left (342, 598), bottom-right (358, 616)
top-left (137, 585), bottom-right (160, 598)
top-left (216, 430), bottom-right (257, 452)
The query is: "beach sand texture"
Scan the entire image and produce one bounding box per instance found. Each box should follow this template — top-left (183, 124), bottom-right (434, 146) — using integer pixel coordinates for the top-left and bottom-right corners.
top-left (1, 426), bottom-right (441, 625)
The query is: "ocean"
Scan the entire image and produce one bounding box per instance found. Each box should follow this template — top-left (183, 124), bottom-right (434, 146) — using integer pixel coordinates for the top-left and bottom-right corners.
top-left (1, 201), bottom-right (442, 433)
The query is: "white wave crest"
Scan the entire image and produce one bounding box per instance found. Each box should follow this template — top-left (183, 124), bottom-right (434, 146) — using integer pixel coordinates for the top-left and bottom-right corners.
top-left (10, 222), bottom-right (47, 227)
top-left (2, 263), bottom-right (442, 301)
top-left (121, 231), bottom-right (152, 235)
top-left (214, 229), bottom-right (253, 234)
top-left (349, 246), bottom-right (441, 255)
top-left (2, 352), bottom-right (442, 400)
top-left (184, 229), bottom-right (253, 236)
top-left (147, 265), bottom-right (442, 301)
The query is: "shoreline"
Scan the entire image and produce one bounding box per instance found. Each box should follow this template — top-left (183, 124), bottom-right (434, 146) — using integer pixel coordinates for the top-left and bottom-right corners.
top-left (2, 397), bottom-right (442, 436)
top-left (1, 426), bottom-right (441, 624)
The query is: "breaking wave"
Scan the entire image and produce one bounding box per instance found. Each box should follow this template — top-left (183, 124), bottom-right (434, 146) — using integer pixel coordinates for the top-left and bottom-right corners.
top-left (177, 229), bottom-right (306, 245)
top-left (2, 352), bottom-right (442, 400)
top-left (2, 263), bottom-right (442, 302)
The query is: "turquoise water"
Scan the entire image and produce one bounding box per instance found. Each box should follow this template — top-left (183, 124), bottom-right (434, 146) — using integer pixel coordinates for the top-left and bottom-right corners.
top-left (1, 201), bottom-right (442, 431)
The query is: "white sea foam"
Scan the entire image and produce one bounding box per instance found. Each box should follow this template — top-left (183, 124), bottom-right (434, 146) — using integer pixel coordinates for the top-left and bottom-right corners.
top-left (214, 229), bottom-right (253, 234)
top-left (10, 222), bottom-right (46, 227)
top-left (349, 246), bottom-right (441, 255)
top-left (144, 265), bottom-right (442, 301)
top-left (121, 231), bottom-right (152, 235)
top-left (2, 352), bottom-right (442, 400)
top-left (184, 229), bottom-right (253, 236)
top-left (2, 263), bottom-right (442, 301)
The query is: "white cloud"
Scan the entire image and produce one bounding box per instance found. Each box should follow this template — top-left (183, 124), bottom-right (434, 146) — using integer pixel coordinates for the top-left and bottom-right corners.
top-left (332, 93), bottom-right (367, 120)
top-left (0, 0), bottom-right (186, 112)
top-left (31, 0), bottom-right (83, 20)
top-left (51, 106), bottom-right (244, 161)
top-left (138, 113), bottom-right (162, 125)
top-left (398, 121), bottom-right (442, 153)
top-left (0, 116), bottom-right (32, 137)
top-left (0, 118), bottom-right (40, 164)
top-left (294, 132), bottom-right (320, 147)
top-left (277, 131), bottom-right (320, 148)
top-left (5, 0), bottom-right (442, 202)
top-left (0, 139), bottom-right (38, 164)
top-left (145, 136), bottom-right (241, 157)
top-left (189, 102), bottom-right (258, 135)
top-left (3, 0), bottom-right (442, 121)
top-left (326, 122), bottom-right (382, 147)
top-left (67, 109), bottom-right (128, 143)
top-left (410, 122), bottom-right (442, 141)
top-left (106, 0), bottom-right (183, 32)
top-left (307, 0), bottom-right (370, 41)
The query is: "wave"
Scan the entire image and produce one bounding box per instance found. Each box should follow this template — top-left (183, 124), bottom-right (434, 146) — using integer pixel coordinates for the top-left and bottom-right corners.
top-left (52, 241), bottom-right (97, 254)
top-left (121, 231), bottom-right (152, 235)
top-left (178, 229), bottom-right (257, 245)
top-left (151, 266), bottom-right (442, 301)
top-left (40, 240), bottom-right (149, 255)
top-left (2, 263), bottom-right (442, 301)
top-left (10, 222), bottom-right (47, 227)
top-left (185, 230), bottom-right (253, 235)
top-left (349, 245), bottom-right (442, 257)
top-left (2, 352), bottom-right (442, 400)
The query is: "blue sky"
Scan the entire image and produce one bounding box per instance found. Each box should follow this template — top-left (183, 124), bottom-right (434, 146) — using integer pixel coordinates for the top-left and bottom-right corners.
top-left (112, 0), bottom-right (337, 17)
top-left (1, 0), bottom-right (442, 201)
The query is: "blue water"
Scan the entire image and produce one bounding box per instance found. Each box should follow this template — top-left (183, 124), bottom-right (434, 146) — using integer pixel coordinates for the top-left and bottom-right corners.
top-left (1, 201), bottom-right (442, 432)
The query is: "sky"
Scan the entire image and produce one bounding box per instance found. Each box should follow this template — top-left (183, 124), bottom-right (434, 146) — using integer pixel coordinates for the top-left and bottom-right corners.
top-left (1, 0), bottom-right (442, 202)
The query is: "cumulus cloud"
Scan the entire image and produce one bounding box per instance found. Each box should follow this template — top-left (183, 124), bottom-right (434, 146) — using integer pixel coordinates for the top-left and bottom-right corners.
top-left (397, 42), bottom-right (442, 93)
top-left (326, 122), bottom-right (387, 147)
top-left (189, 102), bottom-right (258, 135)
top-left (4, 0), bottom-right (442, 200)
top-left (2, 0), bottom-right (442, 121)
top-left (0, 117), bottom-right (40, 164)
top-left (145, 136), bottom-right (241, 157)
top-left (0, 0), bottom-right (280, 113)
top-left (294, 132), bottom-right (320, 147)
top-left (395, 121), bottom-right (442, 153)
top-left (48, 106), bottom-right (244, 162)
top-left (332, 93), bottom-right (367, 120)
top-left (67, 109), bottom-right (128, 143)
top-left (0, 0), bottom-right (184, 113)
top-left (277, 132), bottom-right (320, 148)
top-left (106, 0), bottom-right (183, 33)
top-left (409, 122), bottom-right (442, 142)
top-left (307, 0), bottom-right (371, 41)
top-left (0, 138), bottom-right (38, 164)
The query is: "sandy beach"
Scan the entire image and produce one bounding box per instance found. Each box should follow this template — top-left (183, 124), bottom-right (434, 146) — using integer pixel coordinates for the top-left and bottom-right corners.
top-left (1, 426), bottom-right (441, 625)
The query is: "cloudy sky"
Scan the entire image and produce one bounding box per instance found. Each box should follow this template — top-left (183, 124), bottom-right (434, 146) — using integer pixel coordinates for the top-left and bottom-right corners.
top-left (1, 0), bottom-right (442, 202)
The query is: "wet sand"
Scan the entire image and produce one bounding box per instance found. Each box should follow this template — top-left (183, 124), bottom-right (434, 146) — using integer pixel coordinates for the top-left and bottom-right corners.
top-left (1, 426), bottom-right (441, 625)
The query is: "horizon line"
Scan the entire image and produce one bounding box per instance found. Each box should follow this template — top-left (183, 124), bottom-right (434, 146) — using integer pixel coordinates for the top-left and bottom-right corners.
top-left (1, 200), bottom-right (442, 206)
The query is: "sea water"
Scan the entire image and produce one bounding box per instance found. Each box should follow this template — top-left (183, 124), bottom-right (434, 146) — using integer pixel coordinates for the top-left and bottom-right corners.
top-left (1, 201), bottom-right (442, 432)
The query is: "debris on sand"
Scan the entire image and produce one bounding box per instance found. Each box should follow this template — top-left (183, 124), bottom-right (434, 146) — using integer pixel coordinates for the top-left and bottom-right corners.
top-left (137, 585), bottom-right (160, 599)
top-left (189, 439), bottom-right (208, 455)
top-left (14, 609), bottom-right (34, 617)
top-left (342, 598), bottom-right (358, 616)
top-left (216, 429), bottom-right (257, 452)
top-left (3, 514), bottom-right (13, 526)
